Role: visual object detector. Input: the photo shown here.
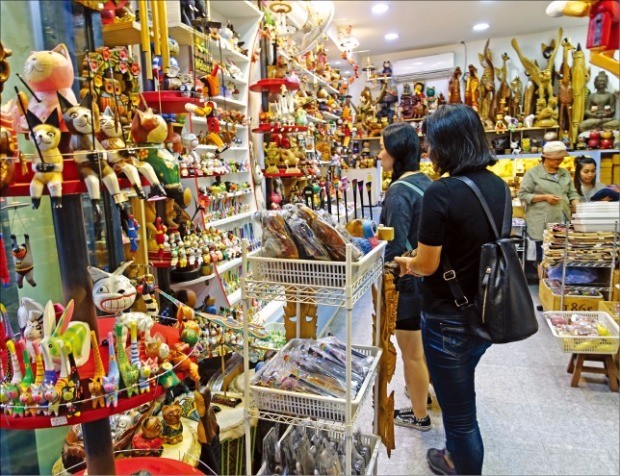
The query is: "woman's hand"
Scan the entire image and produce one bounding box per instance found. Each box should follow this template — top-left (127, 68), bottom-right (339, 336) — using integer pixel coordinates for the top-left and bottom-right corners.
top-left (546, 194), bottom-right (561, 205)
top-left (394, 250), bottom-right (418, 277)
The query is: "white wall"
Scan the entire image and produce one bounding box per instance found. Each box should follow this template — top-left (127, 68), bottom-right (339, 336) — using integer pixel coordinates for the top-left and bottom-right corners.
top-left (348, 24), bottom-right (619, 109)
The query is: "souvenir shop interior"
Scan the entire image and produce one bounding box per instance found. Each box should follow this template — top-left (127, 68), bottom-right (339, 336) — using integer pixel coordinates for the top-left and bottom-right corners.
top-left (0, 1), bottom-right (618, 475)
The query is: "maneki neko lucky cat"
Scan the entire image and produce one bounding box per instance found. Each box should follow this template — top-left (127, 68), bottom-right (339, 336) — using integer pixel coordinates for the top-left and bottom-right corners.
top-left (87, 261), bottom-right (156, 343)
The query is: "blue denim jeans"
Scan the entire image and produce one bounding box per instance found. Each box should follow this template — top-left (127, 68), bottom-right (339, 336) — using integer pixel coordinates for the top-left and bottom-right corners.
top-left (421, 311), bottom-right (492, 475)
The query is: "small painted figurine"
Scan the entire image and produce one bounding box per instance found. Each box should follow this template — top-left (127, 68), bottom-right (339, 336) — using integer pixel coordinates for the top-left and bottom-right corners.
top-left (18, 297), bottom-right (44, 359)
top-left (99, 106), bottom-right (166, 198)
top-left (103, 331), bottom-right (120, 408)
top-left (29, 342), bottom-right (46, 415)
top-left (132, 416), bottom-right (164, 456)
top-left (88, 260), bottom-right (156, 340)
top-left (116, 323), bottom-right (139, 398)
top-left (88, 330), bottom-right (106, 409)
top-left (25, 110), bottom-right (64, 209)
top-left (126, 214), bottom-right (140, 253)
top-left (161, 400), bottom-right (184, 444)
top-left (10, 234), bottom-right (36, 288)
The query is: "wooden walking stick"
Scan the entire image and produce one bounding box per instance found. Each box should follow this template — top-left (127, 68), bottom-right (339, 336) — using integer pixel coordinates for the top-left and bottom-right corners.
top-left (352, 178), bottom-right (358, 219)
top-left (358, 179), bottom-right (365, 219)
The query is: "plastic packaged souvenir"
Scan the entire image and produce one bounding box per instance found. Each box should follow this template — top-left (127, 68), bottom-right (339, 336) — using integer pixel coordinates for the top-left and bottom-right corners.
top-left (257, 210), bottom-right (299, 259)
top-left (299, 206), bottom-right (361, 261)
top-left (281, 206), bottom-right (331, 261)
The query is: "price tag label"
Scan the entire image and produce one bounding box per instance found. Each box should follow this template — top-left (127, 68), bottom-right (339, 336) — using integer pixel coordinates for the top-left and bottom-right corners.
top-left (50, 416), bottom-right (68, 427)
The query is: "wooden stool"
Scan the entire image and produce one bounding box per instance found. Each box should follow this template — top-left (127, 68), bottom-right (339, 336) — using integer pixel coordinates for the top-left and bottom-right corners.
top-left (567, 353), bottom-right (619, 392)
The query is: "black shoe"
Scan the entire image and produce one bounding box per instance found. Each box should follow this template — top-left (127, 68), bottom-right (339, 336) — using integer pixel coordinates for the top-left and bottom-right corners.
top-left (393, 408), bottom-right (431, 431)
top-left (536, 305), bottom-right (544, 311)
top-left (427, 448), bottom-right (456, 475)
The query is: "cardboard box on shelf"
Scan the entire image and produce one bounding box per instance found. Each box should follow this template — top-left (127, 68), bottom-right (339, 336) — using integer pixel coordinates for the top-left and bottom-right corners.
top-left (539, 279), bottom-right (604, 312)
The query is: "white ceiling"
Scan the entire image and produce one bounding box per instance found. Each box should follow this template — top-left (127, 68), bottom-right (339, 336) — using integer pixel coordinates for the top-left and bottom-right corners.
top-left (328, 1), bottom-right (588, 58)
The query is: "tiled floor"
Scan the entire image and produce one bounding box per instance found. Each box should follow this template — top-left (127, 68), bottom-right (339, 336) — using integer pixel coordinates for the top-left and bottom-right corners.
top-left (325, 286), bottom-right (620, 475)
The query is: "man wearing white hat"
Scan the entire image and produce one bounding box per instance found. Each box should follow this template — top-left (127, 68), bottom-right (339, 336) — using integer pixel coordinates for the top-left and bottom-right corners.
top-left (518, 141), bottom-right (581, 279)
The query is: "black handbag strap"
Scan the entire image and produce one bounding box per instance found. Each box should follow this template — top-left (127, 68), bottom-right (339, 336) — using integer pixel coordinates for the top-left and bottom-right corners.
top-left (440, 176), bottom-right (512, 308)
top-left (453, 176), bottom-right (512, 239)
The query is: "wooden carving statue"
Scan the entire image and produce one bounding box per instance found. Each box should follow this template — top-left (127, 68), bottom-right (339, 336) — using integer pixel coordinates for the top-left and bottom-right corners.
top-left (511, 28), bottom-right (563, 112)
top-left (352, 81), bottom-right (388, 129)
top-left (464, 64), bottom-right (480, 110)
top-left (495, 53), bottom-right (512, 116)
top-left (558, 38), bottom-right (575, 142)
top-left (570, 44), bottom-right (589, 144)
top-left (509, 76), bottom-right (523, 118)
top-left (372, 272), bottom-right (398, 456)
top-left (478, 39), bottom-right (497, 128)
top-left (448, 67), bottom-right (462, 103)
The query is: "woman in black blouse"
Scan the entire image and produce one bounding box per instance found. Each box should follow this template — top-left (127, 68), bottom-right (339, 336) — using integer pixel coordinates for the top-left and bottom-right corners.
top-left (395, 104), bottom-right (508, 475)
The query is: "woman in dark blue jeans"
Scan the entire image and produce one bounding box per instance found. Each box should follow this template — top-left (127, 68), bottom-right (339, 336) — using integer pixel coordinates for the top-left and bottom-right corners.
top-left (395, 104), bottom-right (507, 475)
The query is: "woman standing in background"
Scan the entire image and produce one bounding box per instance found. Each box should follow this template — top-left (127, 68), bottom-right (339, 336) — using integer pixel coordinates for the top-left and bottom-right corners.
top-left (379, 122), bottom-right (433, 431)
top-left (517, 141), bottom-right (580, 273)
top-left (573, 155), bottom-right (608, 202)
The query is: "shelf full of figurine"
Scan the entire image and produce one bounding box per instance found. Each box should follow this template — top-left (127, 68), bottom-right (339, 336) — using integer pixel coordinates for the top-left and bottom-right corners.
top-left (346, 28), bottom-right (619, 162)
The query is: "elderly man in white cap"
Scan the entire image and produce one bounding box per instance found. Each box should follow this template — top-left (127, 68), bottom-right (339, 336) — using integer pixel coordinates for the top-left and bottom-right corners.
top-left (518, 141), bottom-right (581, 289)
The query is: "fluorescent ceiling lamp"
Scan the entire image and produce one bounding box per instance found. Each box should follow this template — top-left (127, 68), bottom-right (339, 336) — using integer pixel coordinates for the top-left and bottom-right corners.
top-left (473, 22), bottom-right (489, 31)
top-left (384, 32), bottom-right (399, 40)
top-left (372, 3), bottom-right (389, 14)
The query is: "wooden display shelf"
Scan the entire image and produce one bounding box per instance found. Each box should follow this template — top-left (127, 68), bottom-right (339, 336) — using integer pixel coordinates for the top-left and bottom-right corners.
top-left (0, 318), bottom-right (180, 430)
top-left (249, 78), bottom-right (300, 93)
top-left (168, 22), bottom-right (249, 64)
top-left (484, 125), bottom-right (560, 133)
top-left (251, 124), bottom-right (308, 134)
top-left (4, 159), bottom-right (147, 197)
top-left (263, 170), bottom-right (306, 178)
top-left (210, 96), bottom-right (246, 108)
top-left (142, 91), bottom-right (202, 114)
top-left (0, 386), bottom-right (164, 430)
top-left (102, 21), bottom-right (143, 47)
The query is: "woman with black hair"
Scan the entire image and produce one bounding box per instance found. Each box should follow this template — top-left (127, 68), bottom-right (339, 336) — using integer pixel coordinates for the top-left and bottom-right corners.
top-left (394, 104), bottom-right (507, 475)
top-left (379, 122), bottom-right (433, 431)
top-left (574, 155), bottom-right (608, 202)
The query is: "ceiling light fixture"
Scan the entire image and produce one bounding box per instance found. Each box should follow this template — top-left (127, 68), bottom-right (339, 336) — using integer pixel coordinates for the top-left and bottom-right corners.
top-left (384, 32), bottom-right (399, 40)
top-left (372, 3), bottom-right (389, 14)
top-left (473, 22), bottom-right (489, 31)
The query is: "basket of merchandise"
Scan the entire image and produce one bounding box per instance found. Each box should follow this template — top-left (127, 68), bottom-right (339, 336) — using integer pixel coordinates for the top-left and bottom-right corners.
top-left (544, 311), bottom-right (619, 354)
top-left (257, 424), bottom-right (379, 475)
top-left (246, 241), bottom-right (385, 289)
top-left (250, 337), bottom-right (382, 423)
top-left (247, 206), bottom-right (385, 288)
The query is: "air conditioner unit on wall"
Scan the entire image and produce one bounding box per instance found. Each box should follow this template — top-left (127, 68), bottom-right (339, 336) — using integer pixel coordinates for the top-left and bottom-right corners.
top-left (392, 53), bottom-right (455, 83)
